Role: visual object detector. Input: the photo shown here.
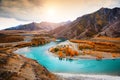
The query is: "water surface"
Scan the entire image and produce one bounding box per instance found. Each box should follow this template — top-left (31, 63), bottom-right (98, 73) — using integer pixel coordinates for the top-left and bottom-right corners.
top-left (15, 41), bottom-right (120, 75)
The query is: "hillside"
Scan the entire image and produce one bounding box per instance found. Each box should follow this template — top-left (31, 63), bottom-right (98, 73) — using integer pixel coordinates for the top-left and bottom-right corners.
top-left (0, 31), bottom-right (62, 80)
top-left (0, 52), bottom-right (60, 80)
top-left (5, 22), bottom-right (67, 31)
top-left (52, 7), bottom-right (120, 39)
top-left (98, 21), bottom-right (120, 37)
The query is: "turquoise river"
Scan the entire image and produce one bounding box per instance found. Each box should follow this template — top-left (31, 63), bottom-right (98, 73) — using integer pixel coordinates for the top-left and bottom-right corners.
top-left (15, 40), bottom-right (120, 76)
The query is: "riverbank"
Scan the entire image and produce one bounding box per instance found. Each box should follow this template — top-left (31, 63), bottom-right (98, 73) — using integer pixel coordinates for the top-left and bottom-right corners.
top-left (0, 30), bottom-right (61, 80)
top-left (55, 73), bottom-right (120, 80)
top-left (49, 37), bottom-right (120, 60)
top-left (1, 30), bottom-right (120, 80)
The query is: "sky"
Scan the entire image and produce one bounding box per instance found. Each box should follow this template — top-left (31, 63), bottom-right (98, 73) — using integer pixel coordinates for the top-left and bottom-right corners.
top-left (0, 0), bottom-right (120, 30)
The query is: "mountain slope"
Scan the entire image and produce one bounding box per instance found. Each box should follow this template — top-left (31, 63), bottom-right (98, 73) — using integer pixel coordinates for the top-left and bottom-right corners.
top-left (98, 21), bottom-right (120, 37)
top-left (5, 22), bottom-right (67, 31)
top-left (52, 7), bottom-right (120, 39)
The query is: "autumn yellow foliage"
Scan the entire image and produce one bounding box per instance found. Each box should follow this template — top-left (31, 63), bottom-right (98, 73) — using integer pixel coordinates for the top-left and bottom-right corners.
top-left (112, 53), bottom-right (118, 58)
top-left (74, 50), bottom-right (79, 56)
top-left (96, 53), bottom-right (102, 60)
top-left (58, 51), bottom-right (63, 58)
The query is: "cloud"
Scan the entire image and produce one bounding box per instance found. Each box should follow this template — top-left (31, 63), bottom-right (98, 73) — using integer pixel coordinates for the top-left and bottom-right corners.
top-left (0, 17), bottom-right (31, 30)
top-left (0, 0), bottom-right (43, 9)
top-left (0, 0), bottom-right (120, 21)
top-left (0, 0), bottom-right (44, 21)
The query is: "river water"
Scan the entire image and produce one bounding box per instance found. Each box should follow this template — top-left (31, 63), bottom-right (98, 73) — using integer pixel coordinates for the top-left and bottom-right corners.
top-left (15, 41), bottom-right (120, 79)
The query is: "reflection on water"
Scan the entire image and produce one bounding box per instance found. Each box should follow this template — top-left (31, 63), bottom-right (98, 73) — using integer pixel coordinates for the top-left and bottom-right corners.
top-left (59, 58), bottom-right (73, 62)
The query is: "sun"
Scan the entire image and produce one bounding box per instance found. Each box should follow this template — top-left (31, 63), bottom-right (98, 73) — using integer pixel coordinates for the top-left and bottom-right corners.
top-left (47, 8), bottom-right (56, 16)
top-left (45, 8), bottom-right (58, 22)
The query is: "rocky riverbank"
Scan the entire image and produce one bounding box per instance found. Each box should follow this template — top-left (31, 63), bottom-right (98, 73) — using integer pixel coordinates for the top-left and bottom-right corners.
top-left (0, 51), bottom-right (61, 80)
top-left (0, 30), bottom-right (120, 80)
top-left (0, 31), bottom-right (62, 80)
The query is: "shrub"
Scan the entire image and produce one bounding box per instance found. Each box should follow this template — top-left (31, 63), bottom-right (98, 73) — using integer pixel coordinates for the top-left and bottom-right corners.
top-left (58, 51), bottom-right (63, 58)
top-left (54, 48), bottom-right (59, 52)
top-left (74, 50), bottom-right (79, 56)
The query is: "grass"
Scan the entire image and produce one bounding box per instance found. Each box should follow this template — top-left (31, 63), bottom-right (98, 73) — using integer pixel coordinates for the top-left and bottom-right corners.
top-left (0, 35), bottom-right (24, 43)
top-left (31, 37), bottom-right (49, 46)
top-left (70, 37), bottom-right (120, 53)
top-left (69, 36), bottom-right (120, 59)
top-left (50, 37), bottom-right (120, 59)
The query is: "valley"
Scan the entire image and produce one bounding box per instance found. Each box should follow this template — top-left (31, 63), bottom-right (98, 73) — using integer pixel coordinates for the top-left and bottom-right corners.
top-left (0, 7), bottom-right (120, 80)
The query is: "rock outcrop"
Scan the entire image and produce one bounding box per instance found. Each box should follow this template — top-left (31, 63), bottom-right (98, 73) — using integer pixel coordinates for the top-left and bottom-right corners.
top-left (98, 21), bottom-right (120, 37)
top-left (0, 33), bottom-right (61, 80)
top-left (0, 52), bottom-right (60, 80)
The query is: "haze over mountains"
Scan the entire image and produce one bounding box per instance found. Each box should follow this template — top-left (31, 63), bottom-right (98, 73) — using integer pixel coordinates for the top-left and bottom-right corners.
top-left (5, 21), bottom-right (70, 31)
top-left (5, 7), bottom-right (120, 39)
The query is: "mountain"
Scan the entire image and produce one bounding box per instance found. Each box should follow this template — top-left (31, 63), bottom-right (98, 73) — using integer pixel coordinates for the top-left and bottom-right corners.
top-left (5, 22), bottom-right (68, 31)
top-left (98, 21), bottom-right (120, 37)
top-left (52, 7), bottom-right (120, 39)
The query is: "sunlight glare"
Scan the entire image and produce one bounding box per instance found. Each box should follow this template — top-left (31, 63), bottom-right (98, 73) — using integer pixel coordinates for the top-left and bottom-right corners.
top-left (47, 8), bottom-right (56, 16)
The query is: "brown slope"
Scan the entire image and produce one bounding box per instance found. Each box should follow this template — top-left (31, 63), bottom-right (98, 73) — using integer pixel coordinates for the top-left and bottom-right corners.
top-left (98, 21), bottom-right (120, 37)
top-left (0, 52), bottom-right (61, 80)
top-left (52, 7), bottom-right (120, 39)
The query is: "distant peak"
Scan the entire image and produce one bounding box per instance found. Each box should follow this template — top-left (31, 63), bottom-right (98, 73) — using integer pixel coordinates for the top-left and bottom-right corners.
top-left (113, 7), bottom-right (120, 10)
top-left (31, 22), bottom-right (36, 24)
top-left (99, 7), bottom-right (110, 11)
top-left (100, 7), bottom-right (105, 10)
top-left (113, 7), bottom-right (120, 9)
top-left (99, 7), bottom-right (120, 11)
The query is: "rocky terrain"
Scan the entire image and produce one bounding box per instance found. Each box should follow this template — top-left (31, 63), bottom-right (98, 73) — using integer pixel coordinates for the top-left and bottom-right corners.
top-left (0, 7), bottom-right (120, 80)
top-left (0, 31), bottom-right (61, 80)
top-left (0, 52), bottom-right (60, 80)
top-left (5, 7), bottom-right (120, 39)
top-left (98, 21), bottom-right (120, 37)
top-left (52, 7), bottom-right (120, 39)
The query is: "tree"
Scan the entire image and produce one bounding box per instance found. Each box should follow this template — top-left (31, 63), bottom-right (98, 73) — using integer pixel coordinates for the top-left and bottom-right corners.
top-left (112, 53), bottom-right (117, 58)
top-left (96, 53), bottom-right (102, 60)
top-left (74, 50), bottom-right (79, 56)
top-left (70, 50), bottom-right (75, 57)
top-left (58, 51), bottom-right (63, 58)
top-left (54, 48), bottom-right (59, 52)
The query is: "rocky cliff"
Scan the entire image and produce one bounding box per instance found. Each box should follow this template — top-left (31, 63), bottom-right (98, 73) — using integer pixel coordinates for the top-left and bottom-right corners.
top-left (0, 52), bottom-right (60, 80)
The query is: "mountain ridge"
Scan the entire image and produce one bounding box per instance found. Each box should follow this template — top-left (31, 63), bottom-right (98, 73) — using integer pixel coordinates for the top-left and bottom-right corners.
top-left (52, 7), bottom-right (120, 39)
top-left (5, 21), bottom-right (70, 31)
top-left (4, 7), bottom-right (120, 39)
